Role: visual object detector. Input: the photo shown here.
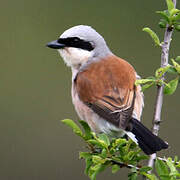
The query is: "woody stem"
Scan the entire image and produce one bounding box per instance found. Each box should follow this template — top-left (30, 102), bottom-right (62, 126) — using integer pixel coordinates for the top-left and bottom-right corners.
top-left (147, 0), bottom-right (176, 171)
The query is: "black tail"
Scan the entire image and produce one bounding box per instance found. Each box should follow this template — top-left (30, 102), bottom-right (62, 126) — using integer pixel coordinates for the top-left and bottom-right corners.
top-left (130, 118), bottom-right (168, 155)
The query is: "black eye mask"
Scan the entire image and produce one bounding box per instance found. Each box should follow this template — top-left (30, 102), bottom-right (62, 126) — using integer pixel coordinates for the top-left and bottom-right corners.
top-left (57, 37), bottom-right (94, 51)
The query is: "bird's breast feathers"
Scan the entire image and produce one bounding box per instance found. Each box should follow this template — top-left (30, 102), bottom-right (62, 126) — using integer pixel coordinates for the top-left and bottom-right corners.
top-left (58, 47), bottom-right (93, 68)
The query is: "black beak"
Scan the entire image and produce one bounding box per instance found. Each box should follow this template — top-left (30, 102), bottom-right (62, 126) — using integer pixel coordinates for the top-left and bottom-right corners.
top-left (46, 40), bottom-right (65, 49)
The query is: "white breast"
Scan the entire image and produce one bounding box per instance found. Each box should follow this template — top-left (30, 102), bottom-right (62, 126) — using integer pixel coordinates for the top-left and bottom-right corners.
top-left (58, 47), bottom-right (93, 68)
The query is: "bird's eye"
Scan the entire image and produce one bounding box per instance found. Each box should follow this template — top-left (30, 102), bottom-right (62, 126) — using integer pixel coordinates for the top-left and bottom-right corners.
top-left (89, 41), bottom-right (95, 49)
top-left (73, 37), bottom-right (80, 42)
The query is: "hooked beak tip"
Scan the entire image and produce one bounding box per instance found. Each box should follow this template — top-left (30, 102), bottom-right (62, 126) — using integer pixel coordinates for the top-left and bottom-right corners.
top-left (46, 40), bottom-right (65, 49)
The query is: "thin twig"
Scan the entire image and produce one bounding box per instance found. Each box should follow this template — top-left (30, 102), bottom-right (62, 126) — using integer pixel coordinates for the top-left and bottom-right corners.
top-left (147, 0), bottom-right (176, 170)
top-left (111, 159), bottom-right (140, 170)
top-left (157, 157), bottom-right (179, 165)
top-left (89, 148), bottom-right (141, 170)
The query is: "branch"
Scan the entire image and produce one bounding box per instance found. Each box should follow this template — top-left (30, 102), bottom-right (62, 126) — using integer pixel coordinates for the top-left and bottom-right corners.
top-left (147, 0), bottom-right (176, 170)
top-left (157, 157), bottom-right (180, 165)
top-left (111, 159), bottom-right (140, 170)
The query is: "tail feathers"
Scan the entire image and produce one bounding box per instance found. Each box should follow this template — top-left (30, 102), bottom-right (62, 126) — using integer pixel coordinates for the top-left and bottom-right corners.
top-left (130, 118), bottom-right (168, 155)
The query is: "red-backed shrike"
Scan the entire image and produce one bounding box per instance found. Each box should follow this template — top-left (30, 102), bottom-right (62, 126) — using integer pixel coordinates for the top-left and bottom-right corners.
top-left (47, 25), bottom-right (168, 154)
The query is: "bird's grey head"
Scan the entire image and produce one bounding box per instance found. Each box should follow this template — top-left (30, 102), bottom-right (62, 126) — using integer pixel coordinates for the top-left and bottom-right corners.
top-left (47, 25), bottom-right (112, 69)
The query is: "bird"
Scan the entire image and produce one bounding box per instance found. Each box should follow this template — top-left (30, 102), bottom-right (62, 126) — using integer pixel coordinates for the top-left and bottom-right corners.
top-left (46, 25), bottom-right (168, 155)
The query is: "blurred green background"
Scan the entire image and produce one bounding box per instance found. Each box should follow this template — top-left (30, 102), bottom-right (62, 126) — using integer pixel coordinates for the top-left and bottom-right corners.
top-left (0, 0), bottom-right (180, 179)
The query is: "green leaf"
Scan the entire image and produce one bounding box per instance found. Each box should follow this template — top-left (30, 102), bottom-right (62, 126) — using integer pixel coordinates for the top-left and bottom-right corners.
top-left (176, 173), bottom-right (180, 177)
top-left (136, 77), bottom-right (156, 91)
top-left (140, 166), bottom-right (153, 173)
top-left (89, 164), bottom-right (101, 180)
top-left (78, 120), bottom-right (92, 140)
top-left (167, 66), bottom-right (178, 74)
top-left (176, 56), bottom-right (180, 62)
top-left (174, 156), bottom-right (178, 164)
top-left (164, 78), bottom-right (179, 95)
top-left (175, 24), bottom-right (180, 31)
top-left (85, 158), bottom-right (93, 175)
top-left (170, 8), bottom-right (180, 16)
top-left (155, 159), bottom-right (169, 179)
top-left (141, 82), bottom-right (155, 92)
top-left (173, 12), bottom-right (180, 21)
top-left (101, 148), bottom-right (108, 158)
top-left (155, 65), bottom-right (171, 78)
top-left (176, 161), bottom-right (180, 168)
top-left (114, 138), bottom-right (127, 147)
top-left (90, 133), bottom-right (109, 149)
top-left (166, 158), bottom-right (178, 176)
top-left (88, 139), bottom-right (105, 148)
top-left (61, 119), bottom-right (83, 137)
top-left (90, 162), bottom-right (110, 180)
top-left (92, 155), bottom-right (106, 164)
top-left (159, 19), bottom-right (167, 28)
top-left (91, 163), bottom-right (102, 172)
top-left (171, 59), bottom-right (180, 73)
top-left (79, 152), bottom-right (92, 159)
top-left (166, 0), bottom-right (174, 12)
top-left (123, 139), bottom-right (134, 157)
top-left (143, 27), bottom-right (161, 46)
top-left (128, 151), bottom-right (138, 161)
top-left (141, 172), bottom-right (159, 180)
top-left (135, 78), bottom-right (156, 86)
top-left (158, 174), bottom-right (171, 179)
top-left (112, 164), bottom-right (120, 174)
top-left (98, 134), bottom-right (110, 147)
top-left (156, 11), bottom-right (170, 23)
top-left (134, 154), bottom-right (148, 162)
top-left (128, 172), bottom-right (138, 180)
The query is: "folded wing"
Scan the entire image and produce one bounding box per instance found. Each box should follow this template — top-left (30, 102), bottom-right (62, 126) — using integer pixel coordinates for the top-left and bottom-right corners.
top-left (75, 55), bottom-right (136, 130)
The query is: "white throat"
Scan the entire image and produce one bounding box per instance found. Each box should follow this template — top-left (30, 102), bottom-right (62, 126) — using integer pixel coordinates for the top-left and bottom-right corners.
top-left (58, 47), bottom-right (93, 69)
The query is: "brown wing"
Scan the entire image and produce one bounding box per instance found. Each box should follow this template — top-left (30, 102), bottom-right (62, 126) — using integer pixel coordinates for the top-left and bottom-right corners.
top-left (75, 55), bottom-right (136, 129)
